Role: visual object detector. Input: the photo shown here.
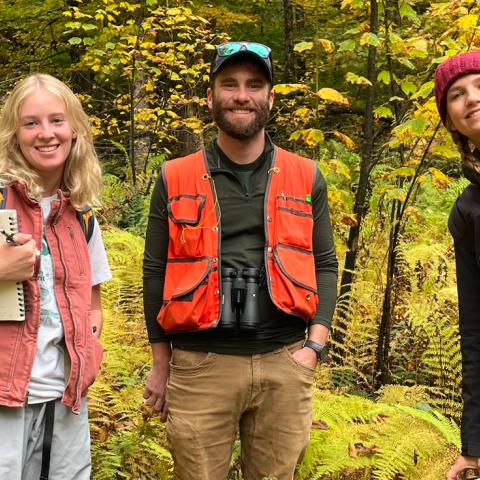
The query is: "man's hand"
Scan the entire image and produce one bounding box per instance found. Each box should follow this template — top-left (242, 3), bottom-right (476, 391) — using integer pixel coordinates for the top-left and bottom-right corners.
top-left (292, 347), bottom-right (318, 370)
top-left (446, 455), bottom-right (479, 480)
top-left (143, 342), bottom-right (171, 422)
top-left (293, 323), bottom-right (330, 369)
top-left (0, 234), bottom-right (37, 282)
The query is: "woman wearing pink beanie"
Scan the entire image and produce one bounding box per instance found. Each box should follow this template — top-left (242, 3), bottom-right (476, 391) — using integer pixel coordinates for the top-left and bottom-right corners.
top-left (435, 50), bottom-right (480, 480)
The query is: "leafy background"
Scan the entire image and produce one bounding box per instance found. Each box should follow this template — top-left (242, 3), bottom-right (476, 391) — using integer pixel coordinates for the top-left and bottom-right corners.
top-left (1, 0), bottom-right (478, 477)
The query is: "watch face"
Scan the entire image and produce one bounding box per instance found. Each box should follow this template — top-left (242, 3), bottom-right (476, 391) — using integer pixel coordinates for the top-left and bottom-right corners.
top-left (305, 340), bottom-right (329, 361)
top-left (318, 344), bottom-right (329, 361)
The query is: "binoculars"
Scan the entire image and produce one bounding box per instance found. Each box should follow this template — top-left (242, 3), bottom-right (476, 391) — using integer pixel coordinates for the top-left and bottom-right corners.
top-left (461, 469), bottom-right (480, 480)
top-left (219, 267), bottom-right (261, 331)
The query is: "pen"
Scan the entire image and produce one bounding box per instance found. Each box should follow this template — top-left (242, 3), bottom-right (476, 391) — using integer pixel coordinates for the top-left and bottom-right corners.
top-left (0, 229), bottom-right (20, 246)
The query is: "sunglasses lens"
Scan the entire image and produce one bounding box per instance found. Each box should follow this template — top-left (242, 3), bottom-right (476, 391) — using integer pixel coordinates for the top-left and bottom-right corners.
top-left (217, 43), bottom-right (241, 57)
top-left (246, 43), bottom-right (270, 58)
top-left (216, 42), bottom-right (270, 59)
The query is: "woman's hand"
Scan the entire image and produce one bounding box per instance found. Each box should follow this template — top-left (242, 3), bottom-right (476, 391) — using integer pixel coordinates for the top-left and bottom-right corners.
top-left (0, 233), bottom-right (37, 282)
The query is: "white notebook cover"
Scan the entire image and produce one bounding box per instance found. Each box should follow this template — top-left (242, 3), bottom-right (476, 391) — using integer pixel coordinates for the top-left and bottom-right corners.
top-left (0, 210), bottom-right (26, 321)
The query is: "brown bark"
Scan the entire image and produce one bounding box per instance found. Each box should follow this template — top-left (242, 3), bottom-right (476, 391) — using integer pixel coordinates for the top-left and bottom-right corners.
top-left (333, 0), bottom-right (379, 355)
top-left (283, 0), bottom-right (295, 82)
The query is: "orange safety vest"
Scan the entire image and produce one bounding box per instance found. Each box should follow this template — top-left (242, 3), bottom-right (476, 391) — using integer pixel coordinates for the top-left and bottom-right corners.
top-left (158, 147), bottom-right (318, 334)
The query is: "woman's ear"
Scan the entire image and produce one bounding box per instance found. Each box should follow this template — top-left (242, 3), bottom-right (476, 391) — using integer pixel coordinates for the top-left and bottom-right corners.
top-left (445, 114), bottom-right (457, 132)
top-left (72, 130), bottom-right (77, 139)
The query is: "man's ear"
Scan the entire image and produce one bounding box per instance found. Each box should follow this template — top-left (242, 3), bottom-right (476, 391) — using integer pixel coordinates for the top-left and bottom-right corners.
top-left (268, 88), bottom-right (275, 111)
top-left (207, 87), bottom-right (213, 110)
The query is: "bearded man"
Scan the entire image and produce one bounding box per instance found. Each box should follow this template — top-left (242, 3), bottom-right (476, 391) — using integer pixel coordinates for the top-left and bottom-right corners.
top-left (142, 42), bottom-right (338, 480)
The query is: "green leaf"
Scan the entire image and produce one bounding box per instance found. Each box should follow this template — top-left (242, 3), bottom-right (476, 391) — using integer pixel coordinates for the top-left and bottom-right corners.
top-left (411, 81), bottom-right (434, 100)
top-left (346, 72), bottom-right (372, 86)
top-left (65, 21), bottom-right (82, 29)
top-left (377, 70), bottom-right (391, 85)
top-left (399, 2), bottom-right (419, 22)
top-left (360, 32), bottom-right (379, 47)
top-left (68, 37), bottom-right (82, 45)
top-left (395, 118), bottom-right (427, 136)
top-left (338, 39), bottom-right (356, 52)
top-left (105, 42), bottom-right (116, 50)
top-left (401, 81), bottom-right (417, 96)
top-left (397, 56), bottom-right (415, 70)
top-left (81, 23), bottom-right (98, 31)
top-left (294, 41), bottom-right (314, 53)
top-left (374, 106), bottom-right (394, 119)
top-left (83, 37), bottom-right (94, 46)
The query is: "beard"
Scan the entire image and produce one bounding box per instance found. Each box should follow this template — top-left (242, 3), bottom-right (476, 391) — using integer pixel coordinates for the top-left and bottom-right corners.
top-left (211, 96), bottom-right (271, 140)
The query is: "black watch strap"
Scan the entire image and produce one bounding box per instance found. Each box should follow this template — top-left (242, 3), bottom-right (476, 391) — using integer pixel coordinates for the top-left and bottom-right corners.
top-left (303, 339), bottom-right (329, 361)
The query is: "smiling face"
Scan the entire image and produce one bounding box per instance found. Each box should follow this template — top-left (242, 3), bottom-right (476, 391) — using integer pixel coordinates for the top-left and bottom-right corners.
top-left (16, 88), bottom-right (76, 192)
top-left (207, 61), bottom-right (274, 141)
top-left (446, 73), bottom-right (480, 147)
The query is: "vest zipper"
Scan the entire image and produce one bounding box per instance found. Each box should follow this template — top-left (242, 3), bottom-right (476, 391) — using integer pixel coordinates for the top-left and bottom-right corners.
top-left (204, 151), bottom-right (222, 327)
top-left (51, 221), bottom-right (83, 411)
top-left (264, 147), bottom-right (277, 303)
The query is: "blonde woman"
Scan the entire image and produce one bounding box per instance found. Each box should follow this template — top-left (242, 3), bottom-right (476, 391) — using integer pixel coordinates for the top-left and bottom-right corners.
top-left (0, 74), bottom-right (111, 480)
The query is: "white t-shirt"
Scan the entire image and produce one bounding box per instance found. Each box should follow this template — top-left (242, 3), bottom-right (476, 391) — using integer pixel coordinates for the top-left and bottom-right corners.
top-left (28, 196), bottom-right (111, 404)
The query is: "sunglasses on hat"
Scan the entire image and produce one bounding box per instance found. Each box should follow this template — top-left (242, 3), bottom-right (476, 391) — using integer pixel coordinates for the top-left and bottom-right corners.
top-left (216, 42), bottom-right (271, 59)
top-left (210, 41), bottom-right (273, 83)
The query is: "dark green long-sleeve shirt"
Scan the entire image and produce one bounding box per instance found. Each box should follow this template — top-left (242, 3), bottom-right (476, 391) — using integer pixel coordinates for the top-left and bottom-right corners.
top-left (143, 137), bottom-right (338, 354)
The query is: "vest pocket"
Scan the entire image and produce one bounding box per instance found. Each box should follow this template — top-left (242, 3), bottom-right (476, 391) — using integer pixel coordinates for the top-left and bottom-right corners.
top-left (159, 257), bottom-right (213, 333)
top-left (275, 196), bottom-right (313, 250)
top-left (0, 323), bottom-right (24, 391)
top-left (168, 194), bottom-right (206, 226)
top-left (167, 194), bottom-right (208, 257)
top-left (270, 244), bottom-right (318, 321)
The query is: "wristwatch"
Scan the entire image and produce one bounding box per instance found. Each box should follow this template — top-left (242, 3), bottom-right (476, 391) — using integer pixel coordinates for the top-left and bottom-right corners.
top-left (303, 340), bottom-right (329, 361)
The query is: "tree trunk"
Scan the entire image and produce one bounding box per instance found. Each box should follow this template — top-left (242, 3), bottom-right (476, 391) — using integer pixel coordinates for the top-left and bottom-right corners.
top-left (333, 0), bottom-right (379, 351)
top-left (283, 0), bottom-right (295, 82)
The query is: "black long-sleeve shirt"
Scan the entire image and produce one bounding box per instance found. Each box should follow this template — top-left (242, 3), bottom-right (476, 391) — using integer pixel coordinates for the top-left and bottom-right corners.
top-left (143, 137), bottom-right (338, 355)
top-left (449, 164), bottom-right (480, 456)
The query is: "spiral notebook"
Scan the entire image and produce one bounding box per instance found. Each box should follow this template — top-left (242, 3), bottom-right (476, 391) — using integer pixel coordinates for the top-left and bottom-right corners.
top-left (0, 210), bottom-right (26, 321)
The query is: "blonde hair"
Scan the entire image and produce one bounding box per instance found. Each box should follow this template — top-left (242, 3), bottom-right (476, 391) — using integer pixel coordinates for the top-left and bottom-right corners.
top-left (0, 74), bottom-right (102, 210)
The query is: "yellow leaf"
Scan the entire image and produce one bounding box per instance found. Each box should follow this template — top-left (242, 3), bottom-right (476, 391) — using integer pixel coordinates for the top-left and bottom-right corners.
top-left (273, 83), bottom-right (308, 95)
top-left (318, 38), bottom-right (335, 54)
top-left (428, 167), bottom-right (451, 189)
top-left (316, 88), bottom-right (350, 106)
top-left (457, 13), bottom-right (478, 30)
top-left (293, 107), bottom-right (311, 119)
top-left (304, 129), bottom-right (324, 146)
top-left (332, 131), bottom-right (356, 149)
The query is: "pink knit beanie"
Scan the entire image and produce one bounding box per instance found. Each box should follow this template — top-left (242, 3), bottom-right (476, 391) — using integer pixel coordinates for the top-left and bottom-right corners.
top-left (435, 50), bottom-right (480, 126)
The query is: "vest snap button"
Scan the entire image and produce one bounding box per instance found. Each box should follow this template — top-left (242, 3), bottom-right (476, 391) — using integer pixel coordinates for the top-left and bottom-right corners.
top-left (213, 257), bottom-right (218, 263)
top-left (306, 294), bottom-right (311, 301)
top-left (267, 216), bottom-right (272, 222)
top-left (267, 247), bottom-right (272, 253)
top-left (212, 226), bottom-right (218, 232)
top-left (214, 290), bottom-right (220, 296)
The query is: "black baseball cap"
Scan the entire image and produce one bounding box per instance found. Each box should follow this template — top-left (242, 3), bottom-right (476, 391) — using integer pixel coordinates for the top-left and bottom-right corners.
top-left (210, 42), bottom-right (273, 84)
